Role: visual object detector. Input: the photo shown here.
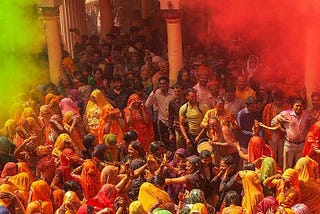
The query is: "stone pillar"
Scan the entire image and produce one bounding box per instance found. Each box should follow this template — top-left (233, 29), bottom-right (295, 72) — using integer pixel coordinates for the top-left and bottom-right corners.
top-left (99, 0), bottom-right (113, 37)
top-left (305, 14), bottom-right (320, 106)
top-left (60, 0), bottom-right (87, 57)
top-left (39, 4), bottom-right (63, 85)
top-left (164, 12), bottom-right (183, 86)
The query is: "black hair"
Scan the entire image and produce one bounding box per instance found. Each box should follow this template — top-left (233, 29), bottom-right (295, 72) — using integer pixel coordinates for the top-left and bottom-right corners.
top-left (245, 96), bottom-right (256, 105)
top-left (130, 141), bottom-right (145, 158)
top-left (83, 134), bottom-right (95, 149)
top-left (159, 76), bottom-right (169, 83)
top-left (64, 180), bottom-right (82, 193)
top-left (123, 130), bottom-right (138, 142)
top-left (173, 83), bottom-right (184, 90)
top-left (243, 163), bottom-right (255, 171)
top-left (221, 155), bottom-right (234, 166)
top-left (272, 89), bottom-right (284, 100)
top-left (113, 75), bottom-right (123, 82)
top-left (186, 88), bottom-right (197, 95)
top-left (133, 81), bottom-right (144, 92)
top-left (224, 191), bottom-right (241, 207)
top-left (150, 175), bottom-right (165, 187)
top-left (199, 150), bottom-right (211, 159)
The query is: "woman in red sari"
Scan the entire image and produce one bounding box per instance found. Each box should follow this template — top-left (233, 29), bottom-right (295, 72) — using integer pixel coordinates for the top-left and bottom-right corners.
top-left (302, 121), bottom-right (320, 174)
top-left (124, 94), bottom-right (154, 151)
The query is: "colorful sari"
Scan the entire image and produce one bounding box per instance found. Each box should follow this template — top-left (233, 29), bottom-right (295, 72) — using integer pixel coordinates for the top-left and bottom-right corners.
top-left (63, 111), bottom-right (85, 156)
top-left (61, 191), bottom-right (82, 214)
top-left (98, 105), bottom-right (124, 144)
top-left (1, 162), bottom-right (17, 177)
top-left (86, 183), bottom-right (118, 213)
top-left (256, 196), bottom-right (278, 214)
top-left (302, 121), bottom-right (320, 174)
top-left (59, 98), bottom-right (79, 115)
top-left (190, 203), bottom-right (208, 214)
top-left (138, 182), bottom-right (172, 212)
top-left (84, 89), bottom-right (111, 142)
top-left (80, 160), bottom-right (101, 200)
top-left (239, 170), bottom-right (264, 214)
top-left (258, 157), bottom-right (277, 196)
top-left (0, 184), bottom-right (26, 213)
top-left (8, 172), bottom-right (31, 206)
top-left (30, 180), bottom-right (53, 214)
top-left (52, 133), bottom-right (73, 158)
top-left (52, 189), bottom-right (64, 212)
top-left (248, 136), bottom-right (275, 168)
top-left (294, 156), bottom-right (320, 212)
top-left (0, 119), bottom-right (17, 141)
top-left (17, 162), bottom-right (34, 182)
top-left (124, 94), bottom-right (154, 151)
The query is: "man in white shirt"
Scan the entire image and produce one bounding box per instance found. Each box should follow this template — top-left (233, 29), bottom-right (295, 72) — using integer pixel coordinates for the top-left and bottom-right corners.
top-left (145, 76), bottom-right (175, 147)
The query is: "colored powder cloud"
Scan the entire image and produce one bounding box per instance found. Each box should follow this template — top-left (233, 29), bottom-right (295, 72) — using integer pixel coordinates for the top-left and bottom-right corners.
top-left (0, 0), bottom-right (49, 125)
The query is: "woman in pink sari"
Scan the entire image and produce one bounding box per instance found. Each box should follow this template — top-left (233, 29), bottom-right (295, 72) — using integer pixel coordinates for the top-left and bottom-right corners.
top-left (124, 94), bottom-right (154, 151)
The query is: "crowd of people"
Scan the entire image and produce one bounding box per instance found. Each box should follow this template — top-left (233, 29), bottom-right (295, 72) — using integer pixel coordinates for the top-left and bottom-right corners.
top-left (0, 15), bottom-right (320, 214)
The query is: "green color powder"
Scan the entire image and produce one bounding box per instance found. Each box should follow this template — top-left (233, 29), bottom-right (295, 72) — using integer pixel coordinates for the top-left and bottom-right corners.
top-left (0, 0), bottom-right (49, 125)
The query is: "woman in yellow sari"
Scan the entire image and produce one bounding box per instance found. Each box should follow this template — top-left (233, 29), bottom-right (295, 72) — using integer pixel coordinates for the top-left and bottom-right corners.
top-left (84, 89), bottom-right (112, 144)
top-left (294, 156), bottom-right (320, 212)
top-left (7, 172), bottom-right (31, 207)
top-left (138, 181), bottom-right (172, 212)
top-left (263, 168), bottom-right (300, 208)
top-left (0, 119), bottom-right (17, 141)
top-left (52, 133), bottom-right (73, 158)
top-left (28, 179), bottom-right (53, 214)
top-left (56, 191), bottom-right (82, 214)
top-left (0, 184), bottom-right (26, 213)
top-left (238, 170), bottom-right (264, 214)
top-left (63, 111), bottom-right (85, 156)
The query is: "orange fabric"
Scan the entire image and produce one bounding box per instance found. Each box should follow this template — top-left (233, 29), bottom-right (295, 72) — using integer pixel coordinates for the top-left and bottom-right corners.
top-left (98, 106), bottom-right (124, 144)
top-left (124, 94), bottom-right (154, 151)
top-left (17, 162), bottom-right (34, 182)
top-left (80, 160), bottom-right (101, 200)
top-left (85, 90), bottom-right (111, 141)
top-left (302, 121), bottom-right (320, 174)
top-left (8, 172), bottom-right (31, 205)
top-left (52, 189), bottom-right (64, 212)
top-left (239, 170), bottom-right (264, 214)
top-left (248, 136), bottom-right (275, 168)
top-left (30, 180), bottom-right (53, 214)
top-left (294, 156), bottom-right (320, 212)
top-left (63, 191), bottom-right (82, 214)
top-left (63, 111), bottom-right (85, 156)
top-left (52, 133), bottom-right (73, 158)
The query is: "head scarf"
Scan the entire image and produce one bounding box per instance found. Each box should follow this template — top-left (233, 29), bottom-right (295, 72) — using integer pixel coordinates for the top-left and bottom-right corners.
top-left (63, 191), bottom-right (82, 214)
top-left (26, 201), bottom-right (43, 213)
top-left (52, 189), bottom-right (64, 212)
top-left (39, 105), bottom-right (54, 125)
top-left (239, 170), bottom-right (264, 214)
top-left (30, 180), bottom-right (53, 214)
top-left (1, 162), bottom-right (17, 177)
top-left (59, 98), bottom-right (79, 115)
top-left (86, 184), bottom-right (117, 212)
top-left (92, 144), bottom-right (107, 161)
top-left (8, 172), bottom-right (31, 192)
top-left (129, 201), bottom-right (147, 214)
top-left (170, 148), bottom-right (188, 167)
top-left (80, 160), bottom-right (101, 200)
top-left (281, 168), bottom-right (301, 203)
top-left (101, 165), bottom-right (119, 185)
top-left (104, 134), bottom-right (117, 146)
top-left (17, 162), bottom-right (34, 182)
top-left (291, 203), bottom-right (309, 214)
top-left (256, 196), bottom-right (278, 213)
top-left (88, 89), bottom-right (109, 109)
top-left (127, 94), bottom-right (143, 107)
top-left (21, 107), bottom-right (37, 120)
top-left (52, 133), bottom-right (72, 157)
top-left (259, 157), bottom-right (277, 181)
top-left (1, 119), bottom-right (17, 140)
top-left (152, 208), bottom-right (172, 214)
top-left (248, 136), bottom-right (274, 168)
top-left (294, 156), bottom-right (318, 182)
top-left (190, 203), bottom-right (208, 214)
